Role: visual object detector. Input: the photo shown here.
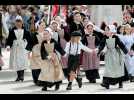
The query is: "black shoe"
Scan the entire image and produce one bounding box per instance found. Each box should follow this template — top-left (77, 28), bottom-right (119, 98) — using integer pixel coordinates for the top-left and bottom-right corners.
top-left (20, 78), bottom-right (24, 82)
top-left (76, 78), bottom-right (82, 88)
top-left (130, 76), bottom-right (134, 82)
top-left (42, 86), bottom-right (47, 91)
top-left (89, 79), bottom-right (96, 83)
top-left (35, 81), bottom-right (44, 86)
top-left (15, 78), bottom-right (20, 82)
top-left (66, 82), bottom-right (72, 90)
top-left (119, 85), bottom-right (123, 88)
top-left (0, 67), bottom-right (2, 71)
top-left (130, 79), bottom-right (134, 82)
top-left (66, 85), bottom-right (72, 90)
top-left (15, 78), bottom-right (24, 82)
top-left (55, 84), bottom-right (60, 91)
top-left (101, 83), bottom-right (109, 89)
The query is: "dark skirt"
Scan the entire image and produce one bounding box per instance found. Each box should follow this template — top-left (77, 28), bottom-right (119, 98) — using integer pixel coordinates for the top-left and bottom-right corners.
top-left (67, 54), bottom-right (80, 74)
top-left (85, 69), bottom-right (100, 80)
top-left (102, 77), bottom-right (123, 85)
top-left (122, 64), bottom-right (129, 81)
top-left (63, 68), bottom-right (68, 78)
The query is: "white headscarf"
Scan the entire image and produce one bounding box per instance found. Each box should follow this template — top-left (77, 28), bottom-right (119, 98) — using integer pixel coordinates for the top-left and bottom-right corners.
top-left (108, 25), bottom-right (117, 33)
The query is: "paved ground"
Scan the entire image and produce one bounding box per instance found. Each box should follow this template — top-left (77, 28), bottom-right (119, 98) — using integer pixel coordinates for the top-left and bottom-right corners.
top-left (0, 49), bottom-right (134, 94)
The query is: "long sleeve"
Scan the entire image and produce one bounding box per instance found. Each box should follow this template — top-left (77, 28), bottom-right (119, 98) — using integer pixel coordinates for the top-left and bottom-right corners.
top-left (24, 30), bottom-right (33, 51)
top-left (131, 43), bottom-right (134, 51)
top-left (6, 28), bottom-right (15, 48)
top-left (115, 35), bottom-right (128, 54)
top-left (40, 41), bottom-right (49, 60)
top-left (116, 34), bottom-right (125, 44)
top-left (27, 32), bottom-right (39, 51)
top-left (98, 36), bottom-right (107, 55)
top-left (54, 40), bottom-right (66, 56)
top-left (80, 42), bottom-right (92, 53)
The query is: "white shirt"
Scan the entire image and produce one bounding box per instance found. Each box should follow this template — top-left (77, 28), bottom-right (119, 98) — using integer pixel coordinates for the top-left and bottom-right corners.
top-left (65, 41), bottom-right (92, 55)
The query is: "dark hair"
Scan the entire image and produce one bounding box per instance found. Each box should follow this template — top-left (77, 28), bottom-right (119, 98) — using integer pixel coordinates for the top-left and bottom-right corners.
top-left (83, 17), bottom-right (89, 22)
top-left (105, 26), bottom-right (110, 31)
top-left (72, 7), bottom-right (79, 11)
top-left (117, 26), bottom-right (122, 34)
top-left (28, 7), bottom-right (35, 13)
top-left (2, 5), bottom-right (8, 12)
top-left (36, 20), bottom-right (46, 30)
top-left (100, 21), bottom-right (107, 31)
top-left (73, 12), bottom-right (80, 16)
top-left (80, 13), bottom-right (86, 18)
top-left (113, 22), bottom-right (118, 28)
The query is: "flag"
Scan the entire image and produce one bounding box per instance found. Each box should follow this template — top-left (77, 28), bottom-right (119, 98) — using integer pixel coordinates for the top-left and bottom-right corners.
top-left (51, 5), bottom-right (60, 17)
top-left (60, 5), bottom-right (68, 20)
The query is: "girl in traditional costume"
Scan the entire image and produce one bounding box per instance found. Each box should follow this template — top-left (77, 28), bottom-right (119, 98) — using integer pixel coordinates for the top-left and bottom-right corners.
top-left (6, 15), bottom-right (32, 82)
top-left (81, 22), bottom-right (101, 83)
top-left (98, 25), bottom-right (128, 89)
top-left (38, 30), bottom-right (66, 91)
top-left (30, 20), bottom-right (46, 85)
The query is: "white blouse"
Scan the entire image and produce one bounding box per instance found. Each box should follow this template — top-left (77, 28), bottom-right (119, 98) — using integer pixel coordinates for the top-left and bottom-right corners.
top-left (65, 41), bottom-right (92, 55)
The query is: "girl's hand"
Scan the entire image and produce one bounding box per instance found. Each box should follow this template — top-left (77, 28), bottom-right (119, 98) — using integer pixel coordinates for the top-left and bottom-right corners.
top-left (6, 46), bottom-right (10, 51)
top-left (101, 51), bottom-right (105, 56)
top-left (47, 56), bottom-right (52, 60)
top-left (94, 48), bottom-right (99, 53)
top-left (128, 50), bottom-right (134, 56)
top-left (28, 52), bottom-right (32, 59)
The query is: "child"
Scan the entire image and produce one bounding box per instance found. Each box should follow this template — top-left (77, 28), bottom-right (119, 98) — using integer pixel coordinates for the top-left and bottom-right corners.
top-left (38, 30), bottom-right (66, 91)
top-left (116, 24), bottom-right (134, 82)
top-left (98, 25), bottom-right (128, 89)
top-left (6, 15), bottom-right (32, 82)
top-left (59, 30), bottom-right (68, 78)
top-left (30, 20), bottom-right (46, 85)
top-left (127, 44), bottom-right (134, 82)
top-left (65, 31), bottom-right (97, 90)
top-left (81, 22), bottom-right (101, 83)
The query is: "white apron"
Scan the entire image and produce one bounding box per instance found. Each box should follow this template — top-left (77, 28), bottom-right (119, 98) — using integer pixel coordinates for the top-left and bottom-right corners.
top-left (104, 38), bottom-right (125, 78)
top-left (9, 29), bottom-right (29, 71)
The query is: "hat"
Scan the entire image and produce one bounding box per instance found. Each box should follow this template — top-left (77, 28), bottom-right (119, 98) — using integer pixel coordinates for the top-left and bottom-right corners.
top-left (45, 27), bottom-right (53, 36)
top-left (15, 15), bottom-right (23, 21)
top-left (108, 25), bottom-right (117, 33)
top-left (71, 31), bottom-right (82, 37)
top-left (86, 22), bottom-right (94, 28)
top-left (50, 20), bottom-right (59, 25)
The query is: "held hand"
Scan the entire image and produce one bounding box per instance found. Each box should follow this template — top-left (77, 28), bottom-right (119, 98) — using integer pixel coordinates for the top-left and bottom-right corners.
top-left (94, 48), bottom-right (99, 53)
top-left (47, 56), bottom-right (52, 60)
top-left (128, 50), bottom-right (134, 56)
top-left (28, 52), bottom-right (32, 59)
top-left (6, 47), bottom-right (10, 51)
top-left (63, 54), bottom-right (67, 58)
top-left (101, 51), bottom-right (105, 56)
